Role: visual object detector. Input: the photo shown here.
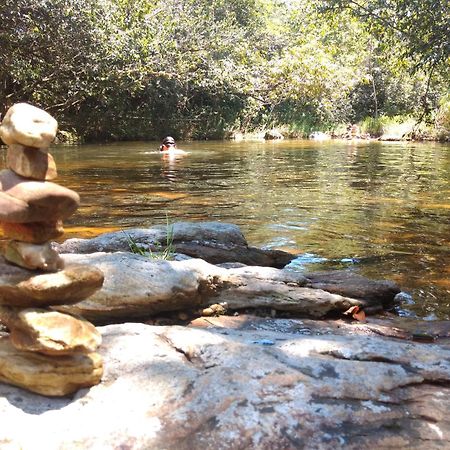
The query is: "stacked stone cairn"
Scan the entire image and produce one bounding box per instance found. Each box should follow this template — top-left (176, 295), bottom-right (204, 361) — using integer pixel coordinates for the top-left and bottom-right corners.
top-left (0, 103), bottom-right (104, 396)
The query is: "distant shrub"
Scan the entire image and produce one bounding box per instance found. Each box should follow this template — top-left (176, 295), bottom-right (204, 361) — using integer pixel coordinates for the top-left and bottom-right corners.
top-left (359, 115), bottom-right (415, 138)
top-left (435, 94), bottom-right (450, 141)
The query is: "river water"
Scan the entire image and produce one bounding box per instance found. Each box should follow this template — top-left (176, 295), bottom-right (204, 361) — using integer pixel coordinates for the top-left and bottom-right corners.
top-left (3, 139), bottom-right (449, 319)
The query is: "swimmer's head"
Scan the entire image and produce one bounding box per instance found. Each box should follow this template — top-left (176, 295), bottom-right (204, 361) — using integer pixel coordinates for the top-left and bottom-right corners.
top-left (160, 136), bottom-right (176, 151)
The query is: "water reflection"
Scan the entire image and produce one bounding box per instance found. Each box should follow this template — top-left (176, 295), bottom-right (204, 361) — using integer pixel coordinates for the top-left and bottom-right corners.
top-left (160, 152), bottom-right (188, 183)
top-left (0, 139), bottom-right (448, 318)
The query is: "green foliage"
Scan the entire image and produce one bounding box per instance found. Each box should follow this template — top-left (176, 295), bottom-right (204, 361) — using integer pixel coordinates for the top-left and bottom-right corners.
top-left (435, 94), bottom-right (450, 141)
top-left (318, 0), bottom-right (449, 126)
top-left (0, 0), bottom-right (448, 140)
top-left (359, 115), bottom-right (415, 138)
top-left (317, 0), bottom-right (449, 75)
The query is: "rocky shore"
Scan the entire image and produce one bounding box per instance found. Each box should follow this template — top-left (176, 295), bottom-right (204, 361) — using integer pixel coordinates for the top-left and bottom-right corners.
top-left (1, 221), bottom-right (449, 448)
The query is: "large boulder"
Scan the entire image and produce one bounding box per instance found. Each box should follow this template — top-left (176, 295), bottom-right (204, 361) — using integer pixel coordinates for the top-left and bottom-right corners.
top-left (0, 321), bottom-right (448, 448)
top-left (54, 222), bottom-right (294, 268)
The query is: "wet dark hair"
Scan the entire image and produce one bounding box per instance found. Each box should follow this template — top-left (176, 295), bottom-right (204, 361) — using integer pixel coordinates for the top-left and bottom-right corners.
top-left (162, 136), bottom-right (176, 145)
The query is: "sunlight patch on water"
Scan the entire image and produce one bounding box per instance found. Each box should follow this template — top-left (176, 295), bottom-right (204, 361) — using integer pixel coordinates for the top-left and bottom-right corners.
top-left (269, 222), bottom-right (309, 231)
top-left (286, 253), bottom-right (361, 271)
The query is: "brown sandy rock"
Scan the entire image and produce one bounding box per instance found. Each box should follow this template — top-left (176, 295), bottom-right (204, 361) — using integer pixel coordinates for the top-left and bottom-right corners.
top-left (0, 336), bottom-right (102, 396)
top-left (0, 170), bottom-right (79, 223)
top-left (0, 103), bottom-right (57, 147)
top-left (0, 262), bottom-right (104, 307)
top-left (0, 191), bottom-right (30, 223)
top-left (2, 220), bottom-right (64, 243)
top-left (7, 145), bottom-right (57, 180)
top-left (0, 307), bottom-right (101, 355)
top-left (3, 240), bottom-right (64, 271)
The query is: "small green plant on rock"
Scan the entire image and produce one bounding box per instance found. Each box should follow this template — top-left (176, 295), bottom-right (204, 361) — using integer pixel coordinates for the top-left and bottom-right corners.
top-left (123, 219), bottom-right (176, 260)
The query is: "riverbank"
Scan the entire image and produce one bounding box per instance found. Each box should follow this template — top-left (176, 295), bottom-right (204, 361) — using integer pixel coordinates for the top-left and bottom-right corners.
top-left (1, 222), bottom-right (449, 448)
top-left (229, 116), bottom-right (450, 143)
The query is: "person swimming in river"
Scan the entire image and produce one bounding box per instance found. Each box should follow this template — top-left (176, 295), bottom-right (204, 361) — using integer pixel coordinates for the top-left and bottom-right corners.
top-left (159, 136), bottom-right (188, 155)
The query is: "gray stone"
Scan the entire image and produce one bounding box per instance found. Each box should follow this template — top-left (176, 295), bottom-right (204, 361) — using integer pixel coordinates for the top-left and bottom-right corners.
top-left (0, 321), bottom-right (448, 448)
top-left (306, 270), bottom-right (400, 307)
top-left (57, 253), bottom-right (217, 321)
top-left (54, 222), bottom-right (294, 268)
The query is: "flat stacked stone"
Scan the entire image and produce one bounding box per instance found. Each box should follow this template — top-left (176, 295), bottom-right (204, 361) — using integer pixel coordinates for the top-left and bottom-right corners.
top-left (0, 103), bottom-right (104, 396)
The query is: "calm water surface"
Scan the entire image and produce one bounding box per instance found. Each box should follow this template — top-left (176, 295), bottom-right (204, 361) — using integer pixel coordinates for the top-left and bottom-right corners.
top-left (7, 139), bottom-right (450, 318)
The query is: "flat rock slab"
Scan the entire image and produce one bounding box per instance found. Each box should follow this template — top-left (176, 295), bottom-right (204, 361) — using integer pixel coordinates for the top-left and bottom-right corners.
top-left (189, 314), bottom-right (450, 344)
top-left (54, 222), bottom-right (294, 268)
top-left (58, 253), bottom-right (386, 322)
top-left (0, 322), bottom-right (449, 449)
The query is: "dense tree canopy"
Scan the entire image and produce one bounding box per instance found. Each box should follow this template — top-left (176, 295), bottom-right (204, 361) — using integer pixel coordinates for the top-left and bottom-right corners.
top-left (0, 0), bottom-right (448, 141)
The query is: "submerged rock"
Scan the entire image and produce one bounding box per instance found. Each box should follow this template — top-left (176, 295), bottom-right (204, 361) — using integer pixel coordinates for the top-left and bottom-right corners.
top-left (0, 322), bottom-right (448, 448)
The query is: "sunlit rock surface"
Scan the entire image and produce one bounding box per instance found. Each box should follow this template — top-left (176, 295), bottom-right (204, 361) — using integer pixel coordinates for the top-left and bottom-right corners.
top-left (0, 336), bottom-right (102, 397)
top-left (58, 252), bottom-right (397, 322)
top-left (0, 102), bottom-right (57, 147)
top-left (0, 307), bottom-right (101, 355)
top-left (0, 321), bottom-right (448, 448)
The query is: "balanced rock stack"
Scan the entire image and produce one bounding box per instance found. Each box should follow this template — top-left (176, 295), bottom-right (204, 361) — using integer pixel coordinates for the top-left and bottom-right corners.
top-left (0, 103), bottom-right (104, 396)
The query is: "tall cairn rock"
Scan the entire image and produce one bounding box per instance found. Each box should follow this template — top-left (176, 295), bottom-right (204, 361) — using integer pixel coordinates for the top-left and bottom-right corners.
top-left (0, 103), bottom-right (104, 396)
